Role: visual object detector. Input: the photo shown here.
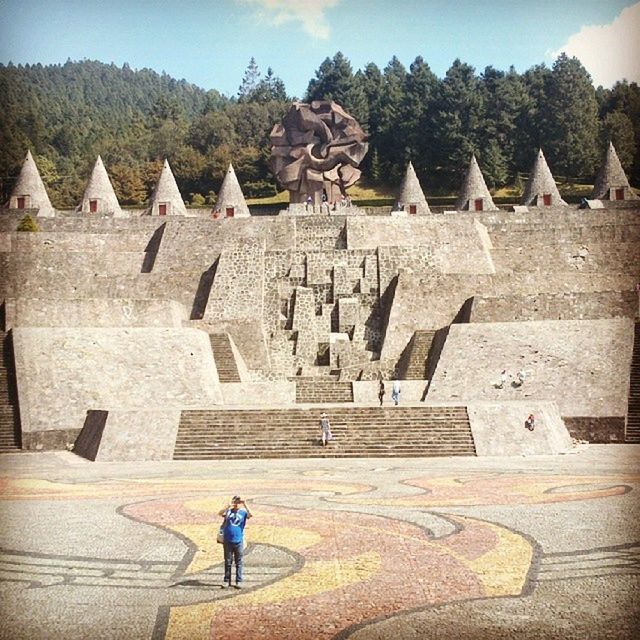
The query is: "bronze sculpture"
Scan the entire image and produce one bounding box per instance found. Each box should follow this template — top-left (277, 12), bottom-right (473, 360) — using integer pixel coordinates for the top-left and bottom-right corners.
top-left (269, 101), bottom-right (368, 206)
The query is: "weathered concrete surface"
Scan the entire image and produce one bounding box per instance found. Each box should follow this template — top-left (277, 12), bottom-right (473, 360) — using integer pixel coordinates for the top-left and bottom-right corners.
top-left (4, 298), bottom-right (187, 329)
top-left (468, 401), bottom-right (573, 456)
top-left (12, 327), bottom-right (222, 441)
top-left (221, 381), bottom-right (296, 406)
top-left (346, 216), bottom-right (495, 274)
top-left (428, 318), bottom-right (634, 417)
top-left (92, 410), bottom-right (181, 462)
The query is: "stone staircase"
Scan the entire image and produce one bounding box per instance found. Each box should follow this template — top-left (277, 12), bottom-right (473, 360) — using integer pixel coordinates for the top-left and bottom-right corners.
top-left (626, 321), bottom-right (640, 443)
top-left (0, 329), bottom-right (21, 452)
top-left (173, 406), bottom-right (475, 459)
top-left (295, 378), bottom-right (354, 403)
top-left (209, 333), bottom-right (241, 383)
top-left (404, 330), bottom-right (436, 380)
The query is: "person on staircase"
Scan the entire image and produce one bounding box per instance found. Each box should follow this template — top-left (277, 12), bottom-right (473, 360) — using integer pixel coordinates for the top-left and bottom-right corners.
top-left (391, 379), bottom-right (401, 406)
top-left (378, 379), bottom-right (385, 406)
top-left (320, 412), bottom-right (333, 446)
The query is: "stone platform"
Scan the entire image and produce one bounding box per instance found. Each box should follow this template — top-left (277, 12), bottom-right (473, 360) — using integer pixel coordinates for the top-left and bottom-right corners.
top-left (0, 446), bottom-right (638, 639)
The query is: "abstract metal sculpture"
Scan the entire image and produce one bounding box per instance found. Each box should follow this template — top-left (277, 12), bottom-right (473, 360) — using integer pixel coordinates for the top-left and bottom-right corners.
top-left (269, 101), bottom-right (368, 205)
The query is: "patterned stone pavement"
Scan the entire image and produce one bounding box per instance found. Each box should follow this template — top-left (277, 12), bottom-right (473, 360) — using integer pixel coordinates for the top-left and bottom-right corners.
top-left (0, 447), bottom-right (639, 639)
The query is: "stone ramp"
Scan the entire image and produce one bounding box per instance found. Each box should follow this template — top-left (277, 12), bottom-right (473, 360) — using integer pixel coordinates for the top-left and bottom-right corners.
top-left (0, 329), bottom-right (21, 452)
top-left (626, 321), bottom-right (640, 443)
top-left (295, 378), bottom-right (354, 403)
top-left (209, 333), bottom-right (241, 383)
top-left (173, 406), bottom-right (475, 459)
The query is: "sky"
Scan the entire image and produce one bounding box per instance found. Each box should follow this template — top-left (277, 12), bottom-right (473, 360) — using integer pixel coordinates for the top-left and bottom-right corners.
top-left (0, 0), bottom-right (639, 98)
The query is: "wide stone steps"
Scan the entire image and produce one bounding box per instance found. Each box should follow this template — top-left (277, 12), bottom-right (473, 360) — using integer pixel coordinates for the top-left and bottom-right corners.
top-left (404, 330), bottom-right (436, 380)
top-left (174, 407), bottom-right (475, 459)
top-left (626, 322), bottom-right (640, 443)
top-left (295, 378), bottom-right (354, 403)
top-left (209, 333), bottom-right (241, 383)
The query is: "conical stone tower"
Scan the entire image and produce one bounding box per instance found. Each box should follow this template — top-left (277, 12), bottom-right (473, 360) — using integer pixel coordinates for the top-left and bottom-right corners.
top-left (395, 161), bottom-right (430, 214)
top-left (521, 149), bottom-right (567, 207)
top-left (78, 156), bottom-right (123, 216)
top-left (8, 150), bottom-right (55, 217)
top-left (214, 164), bottom-right (250, 218)
top-left (147, 159), bottom-right (187, 216)
top-left (455, 155), bottom-right (497, 211)
top-left (592, 142), bottom-right (638, 200)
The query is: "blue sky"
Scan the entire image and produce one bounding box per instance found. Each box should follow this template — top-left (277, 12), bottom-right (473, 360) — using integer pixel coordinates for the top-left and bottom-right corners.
top-left (1, 0), bottom-right (638, 97)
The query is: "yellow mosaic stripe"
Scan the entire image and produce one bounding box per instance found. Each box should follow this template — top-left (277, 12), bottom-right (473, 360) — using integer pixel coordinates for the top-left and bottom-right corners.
top-left (164, 551), bottom-right (381, 640)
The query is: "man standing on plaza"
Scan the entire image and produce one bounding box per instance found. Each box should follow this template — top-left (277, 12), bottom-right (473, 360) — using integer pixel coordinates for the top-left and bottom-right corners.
top-left (218, 495), bottom-right (252, 589)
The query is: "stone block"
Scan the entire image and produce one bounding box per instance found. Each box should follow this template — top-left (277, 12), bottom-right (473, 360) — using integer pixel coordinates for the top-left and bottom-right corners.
top-left (13, 327), bottom-right (222, 443)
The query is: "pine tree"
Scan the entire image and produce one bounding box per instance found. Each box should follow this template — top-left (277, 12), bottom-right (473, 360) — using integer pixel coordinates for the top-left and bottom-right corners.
top-left (401, 56), bottom-right (439, 182)
top-left (600, 111), bottom-right (636, 169)
top-left (17, 213), bottom-right (39, 232)
top-left (515, 64), bottom-right (551, 173)
top-left (481, 66), bottom-right (532, 182)
top-left (431, 59), bottom-right (485, 187)
top-left (251, 67), bottom-right (288, 103)
top-left (542, 54), bottom-right (599, 179)
top-left (238, 57), bottom-right (261, 103)
top-left (306, 52), bottom-right (368, 124)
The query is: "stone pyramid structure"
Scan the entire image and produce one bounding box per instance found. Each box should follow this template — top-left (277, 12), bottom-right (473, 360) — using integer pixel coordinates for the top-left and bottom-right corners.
top-left (8, 150), bottom-right (55, 217)
top-left (214, 163), bottom-right (250, 218)
top-left (521, 149), bottom-right (567, 207)
top-left (455, 155), bottom-right (497, 212)
top-left (395, 162), bottom-right (430, 214)
top-left (592, 142), bottom-right (638, 200)
top-left (147, 159), bottom-right (187, 216)
top-left (78, 156), bottom-right (123, 216)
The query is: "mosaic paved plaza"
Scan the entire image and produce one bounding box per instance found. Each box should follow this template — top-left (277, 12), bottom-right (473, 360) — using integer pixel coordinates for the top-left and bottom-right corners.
top-left (0, 447), bottom-right (639, 639)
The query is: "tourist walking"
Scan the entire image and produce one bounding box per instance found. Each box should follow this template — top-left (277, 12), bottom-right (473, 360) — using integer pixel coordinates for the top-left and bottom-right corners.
top-left (525, 414), bottom-right (536, 431)
top-left (218, 496), bottom-right (252, 589)
top-left (320, 411), bottom-right (333, 446)
top-left (378, 379), bottom-right (385, 406)
top-left (496, 369), bottom-right (508, 389)
top-left (391, 379), bottom-right (401, 406)
top-left (515, 369), bottom-right (527, 387)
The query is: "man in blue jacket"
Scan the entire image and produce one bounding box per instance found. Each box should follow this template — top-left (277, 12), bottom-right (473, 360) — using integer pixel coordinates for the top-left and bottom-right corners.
top-left (218, 495), bottom-right (252, 588)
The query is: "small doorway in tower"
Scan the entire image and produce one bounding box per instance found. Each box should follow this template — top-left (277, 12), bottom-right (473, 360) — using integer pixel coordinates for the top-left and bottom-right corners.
top-left (543, 193), bottom-right (552, 206)
top-left (89, 199), bottom-right (98, 213)
top-left (474, 198), bottom-right (483, 212)
top-left (615, 188), bottom-right (624, 201)
top-left (226, 207), bottom-right (235, 217)
top-left (158, 203), bottom-right (168, 216)
top-left (408, 204), bottom-right (417, 214)
top-left (16, 196), bottom-right (26, 209)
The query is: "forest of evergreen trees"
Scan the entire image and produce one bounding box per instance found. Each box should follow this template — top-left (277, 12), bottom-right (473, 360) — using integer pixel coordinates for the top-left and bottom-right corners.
top-left (1, 53), bottom-right (638, 208)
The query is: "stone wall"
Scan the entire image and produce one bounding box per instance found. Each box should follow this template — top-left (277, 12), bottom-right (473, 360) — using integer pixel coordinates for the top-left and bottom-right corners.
top-left (467, 401), bottom-right (573, 456)
top-left (352, 380), bottom-right (428, 404)
top-left (2, 229), bottom-right (153, 253)
top-left (221, 381), bottom-right (296, 406)
top-left (4, 298), bottom-right (187, 328)
top-left (204, 240), bottom-right (265, 322)
top-left (427, 318), bottom-right (634, 418)
top-left (12, 327), bottom-right (222, 445)
top-left (88, 410), bottom-right (181, 462)
top-left (347, 216), bottom-right (495, 274)
top-left (563, 416), bottom-right (626, 443)
top-left (151, 217), bottom-right (295, 272)
top-left (471, 291), bottom-right (637, 322)
top-left (490, 242), bottom-right (639, 275)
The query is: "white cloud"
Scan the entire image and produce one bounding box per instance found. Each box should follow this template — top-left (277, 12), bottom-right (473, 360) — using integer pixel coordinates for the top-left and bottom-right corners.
top-left (240, 0), bottom-right (339, 40)
top-left (551, 2), bottom-right (640, 87)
